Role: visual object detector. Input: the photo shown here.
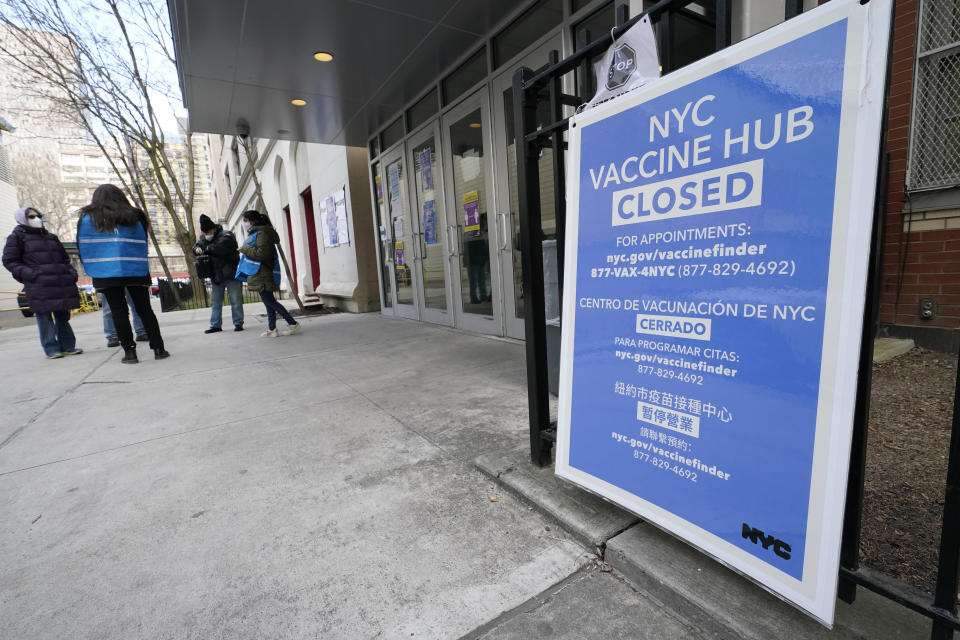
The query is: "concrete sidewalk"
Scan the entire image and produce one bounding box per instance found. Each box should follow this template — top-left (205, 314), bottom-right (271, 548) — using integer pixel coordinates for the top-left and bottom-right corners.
top-left (0, 305), bottom-right (931, 639)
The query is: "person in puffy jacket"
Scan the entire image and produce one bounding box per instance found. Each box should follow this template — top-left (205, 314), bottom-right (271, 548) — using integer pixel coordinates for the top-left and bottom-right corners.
top-left (238, 210), bottom-right (299, 337)
top-left (2, 206), bottom-right (83, 359)
top-left (193, 214), bottom-right (243, 333)
top-left (77, 184), bottom-right (169, 364)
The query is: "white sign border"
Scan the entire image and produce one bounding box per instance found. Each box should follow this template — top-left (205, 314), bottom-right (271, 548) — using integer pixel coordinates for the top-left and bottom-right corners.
top-left (556, 0), bottom-right (892, 626)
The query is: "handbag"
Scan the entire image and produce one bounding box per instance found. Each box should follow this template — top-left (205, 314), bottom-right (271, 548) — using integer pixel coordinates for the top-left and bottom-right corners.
top-left (195, 253), bottom-right (214, 279)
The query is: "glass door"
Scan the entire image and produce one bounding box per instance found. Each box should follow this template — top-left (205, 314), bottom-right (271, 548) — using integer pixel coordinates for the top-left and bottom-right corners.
top-left (492, 37), bottom-right (563, 339)
top-left (406, 123), bottom-right (452, 325)
top-left (441, 90), bottom-right (501, 335)
top-left (370, 161), bottom-right (395, 314)
top-left (382, 145), bottom-right (419, 320)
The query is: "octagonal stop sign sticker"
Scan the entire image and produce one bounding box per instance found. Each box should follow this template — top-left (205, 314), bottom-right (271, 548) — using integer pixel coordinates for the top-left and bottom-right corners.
top-left (606, 43), bottom-right (636, 90)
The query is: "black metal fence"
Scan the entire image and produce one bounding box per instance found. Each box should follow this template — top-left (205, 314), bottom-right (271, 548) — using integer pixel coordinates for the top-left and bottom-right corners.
top-left (156, 279), bottom-right (264, 312)
top-left (512, 0), bottom-right (960, 637)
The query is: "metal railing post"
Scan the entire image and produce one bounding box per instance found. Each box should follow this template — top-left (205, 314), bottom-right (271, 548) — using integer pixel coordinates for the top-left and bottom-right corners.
top-left (931, 357), bottom-right (960, 639)
top-left (515, 66), bottom-right (552, 467)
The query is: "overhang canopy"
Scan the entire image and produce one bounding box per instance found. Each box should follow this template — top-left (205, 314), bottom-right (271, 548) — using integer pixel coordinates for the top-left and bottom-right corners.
top-left (167, 0), bottom-right (522, 146)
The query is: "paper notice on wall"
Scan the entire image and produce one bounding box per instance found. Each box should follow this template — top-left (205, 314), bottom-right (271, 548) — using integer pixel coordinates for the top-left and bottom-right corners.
top-left (324, 195), bottom-right (339, 247)
top-left (319, 187), bottom-right (349, 248)
top-left (388, 163), bottom-right (401, 201)
top-left (376, 174), bottom-right (383, 204)
top-left (419, 148), bottom-right (434, 191)
top-left (393, 216), bottom-right (403, 239)
top-left (463, 190), bottom-right (480, 238)
top-left (394, 242), bottom-right (404, 267)
top-left (423, 200), bottom-right (437, 245)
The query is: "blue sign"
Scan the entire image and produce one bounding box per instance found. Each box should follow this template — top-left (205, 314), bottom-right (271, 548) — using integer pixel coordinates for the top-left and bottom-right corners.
top-left (557, 0), bottom-right (891, 626)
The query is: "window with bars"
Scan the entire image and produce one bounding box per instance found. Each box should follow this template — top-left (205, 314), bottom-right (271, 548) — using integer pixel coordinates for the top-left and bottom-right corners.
top-left (0, 132), bottom-right (11, 185)
top-left (908, 0), bottom-right (960, 191)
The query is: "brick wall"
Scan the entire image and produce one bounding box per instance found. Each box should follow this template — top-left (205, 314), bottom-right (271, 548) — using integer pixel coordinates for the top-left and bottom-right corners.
top-left (876, 0), bottom-right (960, 332)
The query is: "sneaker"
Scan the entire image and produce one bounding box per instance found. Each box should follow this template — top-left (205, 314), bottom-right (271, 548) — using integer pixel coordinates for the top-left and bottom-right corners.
top-left (106, 337), bottom-right (120, 348)
top-left (62, 348), bottom-right (83, 356)
top-left (234, 325), bottom-right (244, 332)
top-left (282, 323), bottom-right (301, 336)
top-left (136, 334), bottom-right (149, 342)
top-left (154, 348), bottom-right (171, 360)
top-left (46, 352), bottom-right (64, 359)
top-left (260, 328), bottom-right (279, 338)
top-left (121, 347), bottom-right (138, 364)
top-left (204, 327), bottom-right (222, 334)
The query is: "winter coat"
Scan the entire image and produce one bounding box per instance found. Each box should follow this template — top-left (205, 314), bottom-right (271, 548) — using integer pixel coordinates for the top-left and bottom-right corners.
top-left (194, 225), bottom-right (240, 285)
top-left (238, 224), bottom-right (280, 292)
top-left (76, 212), bottom-right (151, 289)
top-left (2, 225), bottom-right (80, 313)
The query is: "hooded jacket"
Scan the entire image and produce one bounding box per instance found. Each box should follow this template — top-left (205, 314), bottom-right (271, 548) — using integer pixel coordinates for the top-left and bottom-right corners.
top-left (194, 225), bottom-right (240, 285)
top-left (238, 224), bottom-right (281, 292)
top-left (2, 208), bottom-right (80, 313)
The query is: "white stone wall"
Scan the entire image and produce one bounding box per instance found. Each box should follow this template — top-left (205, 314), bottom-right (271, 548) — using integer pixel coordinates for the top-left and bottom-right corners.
top-left (218, 138), bottom-right (378, 311)
top-left (0, 179), bottom-right (22, 312)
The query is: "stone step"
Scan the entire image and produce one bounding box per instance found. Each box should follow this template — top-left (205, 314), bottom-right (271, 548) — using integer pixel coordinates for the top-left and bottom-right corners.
top-left (605, 523), bottom-right (931, 640)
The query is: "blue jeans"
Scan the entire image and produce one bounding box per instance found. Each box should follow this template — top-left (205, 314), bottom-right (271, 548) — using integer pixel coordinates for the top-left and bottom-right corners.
top-left (36, 309), bottom-right (76, 356)
top-left (259, 290), bottom-right (296, 330)
top-left (101, 291), bottom-right (145, 338)
top-left (210, 279), bottom-right (244, 328)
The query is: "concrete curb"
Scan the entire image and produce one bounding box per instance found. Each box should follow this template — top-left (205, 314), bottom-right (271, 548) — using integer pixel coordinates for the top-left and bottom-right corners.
top-left (606, 523), bottom-right (931, 640)
top-left (473, 449), bottom-right (638, 553)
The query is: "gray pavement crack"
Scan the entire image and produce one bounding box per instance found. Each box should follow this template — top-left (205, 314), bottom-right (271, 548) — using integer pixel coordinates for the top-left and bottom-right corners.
top-left (0, 350), bottom-right (118, 451)
top-left (0, 391), bottom-right (359, 477)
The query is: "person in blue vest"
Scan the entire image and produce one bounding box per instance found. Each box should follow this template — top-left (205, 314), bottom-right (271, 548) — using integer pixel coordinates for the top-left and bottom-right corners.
top-left (2, 206), bottom-right (83, 359)
top-left (237, 210), bottom-right (299, 337)
top-left (77, 184), bottom-right (169, 363)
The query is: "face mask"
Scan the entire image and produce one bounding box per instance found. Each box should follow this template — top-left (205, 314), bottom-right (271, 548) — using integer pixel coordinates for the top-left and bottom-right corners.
top-left (203, 234), bottom-right (214, 241)
top-left (27, 217), bottom-right (43, 229)
top-left (242, 221), bottom-right (252, 232)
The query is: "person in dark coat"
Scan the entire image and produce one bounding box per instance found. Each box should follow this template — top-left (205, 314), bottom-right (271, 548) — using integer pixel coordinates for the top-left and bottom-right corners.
top-left (238, 210), bottom-right (299, 337)
top-left (193, 214), bottom-right (243, 333)
top-left (2, 206), bottom-right (83, 359)
top-left (77, 184), bottom-right (169, 364)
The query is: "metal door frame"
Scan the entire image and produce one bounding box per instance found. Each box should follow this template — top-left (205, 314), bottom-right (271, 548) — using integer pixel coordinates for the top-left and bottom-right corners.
top-left (440, 87), bottom-right (502, 335)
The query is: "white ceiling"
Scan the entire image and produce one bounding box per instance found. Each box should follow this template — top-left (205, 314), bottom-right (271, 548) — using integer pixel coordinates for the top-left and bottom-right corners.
top-left (167, 0), bottom-right (525, 146)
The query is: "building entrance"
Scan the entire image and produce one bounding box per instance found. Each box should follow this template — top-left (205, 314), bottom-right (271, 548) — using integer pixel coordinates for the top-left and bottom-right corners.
top-left (441, 90), bottom-right (501, 335)
top-left (492, 37), bottom-right (563, 339)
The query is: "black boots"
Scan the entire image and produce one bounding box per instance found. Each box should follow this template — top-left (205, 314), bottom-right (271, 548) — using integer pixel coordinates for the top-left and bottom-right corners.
top-left (120, 346), bottom-right (169, 362)
top-left (121, 346), bottom-right (138, 364)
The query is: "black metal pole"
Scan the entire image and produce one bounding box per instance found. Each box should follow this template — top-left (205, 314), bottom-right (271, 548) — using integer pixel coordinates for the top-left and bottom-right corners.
top-left (838, 147), bottom-right (888, 603)
top-left (658, 8), bottom-right (673, 74)
top-left (716, 0), bottom-right (732, 50)
top-left (785, 0), bottom-right (804, 20)
top-left (931, 358), bottom-right (960, 639)
top-left (515, 66), bottom-right (551, 467)
top-left (838, 1), bottom-right (895, 603)
top-left (548, 50), bottom-right (565, 316)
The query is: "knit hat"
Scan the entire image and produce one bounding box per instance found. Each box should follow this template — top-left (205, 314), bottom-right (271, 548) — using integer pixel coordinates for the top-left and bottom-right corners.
top-left (199, 214), bottom-right (215, 232)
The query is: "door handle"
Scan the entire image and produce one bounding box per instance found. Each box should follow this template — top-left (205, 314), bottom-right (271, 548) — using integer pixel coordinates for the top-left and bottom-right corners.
top-left (500, 213), bottom-right (510, 252)
top-left (446, 226), bottom-right (456, 258)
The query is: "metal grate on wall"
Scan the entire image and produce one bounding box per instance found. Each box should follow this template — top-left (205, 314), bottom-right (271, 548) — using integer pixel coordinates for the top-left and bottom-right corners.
top-left (908, 0), bottom-right (960, 190)
top-left (0, 139), bottom-right (12, 185)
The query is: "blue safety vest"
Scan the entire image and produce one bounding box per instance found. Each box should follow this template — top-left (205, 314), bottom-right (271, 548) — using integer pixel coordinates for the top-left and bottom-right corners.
top-left (77, 214), bottom-right (149, 279)
top-left (236, 231), bottom-right (281, 285)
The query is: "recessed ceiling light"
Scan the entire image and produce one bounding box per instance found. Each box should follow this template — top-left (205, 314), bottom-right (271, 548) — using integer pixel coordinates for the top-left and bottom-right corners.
top-left (468, 122), bottom-right (481, 128)
top-left (291, 99), bottom-right (307, 106)
top-left (313, 51), bottom-right (334, 62)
